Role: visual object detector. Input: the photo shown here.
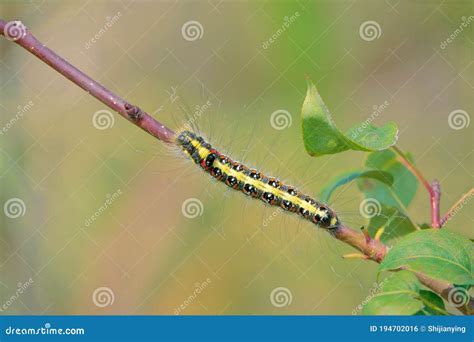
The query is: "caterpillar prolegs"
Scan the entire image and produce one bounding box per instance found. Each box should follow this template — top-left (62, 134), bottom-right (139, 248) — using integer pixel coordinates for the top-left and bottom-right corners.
top-left (175, 130), bottom-right (340, 230)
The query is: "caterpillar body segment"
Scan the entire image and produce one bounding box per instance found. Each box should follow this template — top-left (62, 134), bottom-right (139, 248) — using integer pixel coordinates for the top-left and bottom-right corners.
top-left (176, 130), bottom-right (340, 229)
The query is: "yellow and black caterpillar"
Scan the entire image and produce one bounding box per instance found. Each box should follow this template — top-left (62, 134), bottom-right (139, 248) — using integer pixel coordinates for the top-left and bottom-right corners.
top-left (176, 130), bottom-right (340, 229)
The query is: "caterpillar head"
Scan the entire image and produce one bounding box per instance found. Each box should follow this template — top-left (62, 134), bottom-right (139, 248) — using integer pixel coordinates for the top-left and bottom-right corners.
top-left (316, 205), bottom-right (339, 229)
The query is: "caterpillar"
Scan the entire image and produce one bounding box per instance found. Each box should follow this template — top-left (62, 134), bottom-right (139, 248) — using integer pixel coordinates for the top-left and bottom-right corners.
top-left (175, 129), bottom-right (340, 229)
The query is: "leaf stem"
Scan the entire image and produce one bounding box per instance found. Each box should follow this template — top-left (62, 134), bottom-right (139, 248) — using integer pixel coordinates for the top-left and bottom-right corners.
top-left (391, 146), bottom-right (441, 228)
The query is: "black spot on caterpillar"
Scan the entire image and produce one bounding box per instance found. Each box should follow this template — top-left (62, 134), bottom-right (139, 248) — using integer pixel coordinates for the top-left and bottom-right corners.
top-left (176, 130), bottom-right (340, 229)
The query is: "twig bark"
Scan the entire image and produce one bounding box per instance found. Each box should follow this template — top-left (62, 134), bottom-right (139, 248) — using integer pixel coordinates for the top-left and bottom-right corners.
top-left (391, 146), bottom-right (441, 228)
top-left (0, 19), bottom-right (175, 143)
top-left (1, 18), bottom-right (471, 315)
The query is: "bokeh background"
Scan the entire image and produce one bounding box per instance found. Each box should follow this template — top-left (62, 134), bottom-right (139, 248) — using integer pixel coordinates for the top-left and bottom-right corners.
top-left (0, 0), bottom-right (472, 315)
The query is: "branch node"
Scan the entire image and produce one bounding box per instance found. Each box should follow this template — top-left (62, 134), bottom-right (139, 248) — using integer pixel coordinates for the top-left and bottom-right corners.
top-left (124, 103), bottom-right (144, 120)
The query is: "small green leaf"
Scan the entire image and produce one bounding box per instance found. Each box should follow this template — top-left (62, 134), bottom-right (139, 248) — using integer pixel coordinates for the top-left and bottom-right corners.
top-left (358, 150), bottom-right (418, 209)
top-left (320, 170), bottom-right (393, 203)
top-left (416, 290), bottom-right (447, 315)
top-left (367, 205), bottom-right (417, 244)
top-left (379, 230), bottom-right (474, 285)
top-left (302, 81), bottom-right (399, 156)
top-left (362, 271), bottom-right (424, 315)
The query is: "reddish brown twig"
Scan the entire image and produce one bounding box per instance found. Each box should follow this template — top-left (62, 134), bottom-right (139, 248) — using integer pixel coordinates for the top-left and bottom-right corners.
top-left (1, 18), bottom-right (471, 315)
top-left (391, 146), bottom-right (441, 228)
top-left (0, 19), bottom-right (175, 143)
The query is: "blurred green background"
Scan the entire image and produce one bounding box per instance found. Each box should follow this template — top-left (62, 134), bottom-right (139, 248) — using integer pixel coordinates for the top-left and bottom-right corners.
top-left (0, 0), bottom-right (472, 314)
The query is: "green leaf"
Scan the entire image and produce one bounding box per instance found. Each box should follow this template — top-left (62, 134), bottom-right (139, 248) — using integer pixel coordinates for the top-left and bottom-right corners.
top-left (416, 290), bottom-right (447, 315)
top-left (379, 230), bottom-right (474, 286)
top-left (302, 81), bottom-right (399, 156)
top-left (362, 271), bottom-right (424, 315)
top-left (367, 205), bottom-right (417, 244)
top-left (358, 150), bottom-right (418, 209)
top-left (320, 170), bottom-right (393, 203)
